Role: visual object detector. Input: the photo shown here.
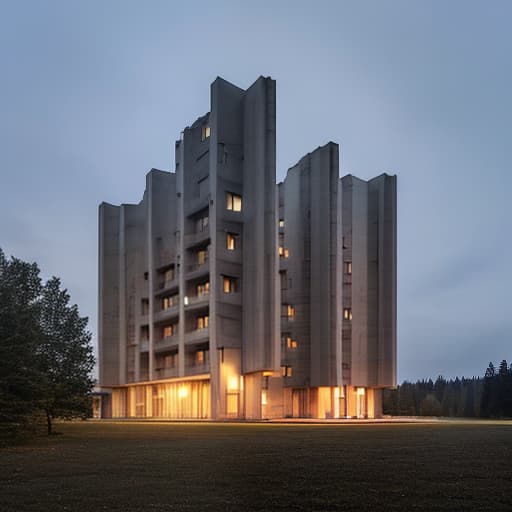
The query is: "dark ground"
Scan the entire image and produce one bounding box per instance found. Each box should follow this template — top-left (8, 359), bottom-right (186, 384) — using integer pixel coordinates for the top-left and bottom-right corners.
top-left (1, 420), bottom-right (511, 511)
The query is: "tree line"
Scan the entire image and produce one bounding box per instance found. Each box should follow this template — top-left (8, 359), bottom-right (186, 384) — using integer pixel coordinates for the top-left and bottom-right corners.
top-left (383, 361), bottom-right (512, 418)
top-left (0, 249), bottom-right (95, 441)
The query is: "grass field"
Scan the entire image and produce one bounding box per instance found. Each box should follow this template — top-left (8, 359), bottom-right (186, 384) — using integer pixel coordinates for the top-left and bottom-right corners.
top-left (1, 420), bottom-right (512, 511)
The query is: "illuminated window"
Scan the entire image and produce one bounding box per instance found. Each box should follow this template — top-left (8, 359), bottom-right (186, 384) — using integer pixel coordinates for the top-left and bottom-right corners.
top-left (197, 315), bottom-right (209, 330)
top-left (197, 281), bottom-right (210, 296)
top-left (201, 125), bottom-right (211, 141)
top-left (163, 324), bottom-right (177, 338)
top-left (287, 338), bottom-right (298, 349)
top-left (261, 389), bottom-right (268, 406)
top-left (278, 219), bottom-right (285, 228)
top-left (278, 246), bottom-right (284, 256)
top-left (343, 308), bottom-right (353, 321)
top-left (195, 350), bottom-right (205, 364)
top-left (226, 192), bottom-right (242, 212)
top-left (344, 262), bottom-right (352, 275)
top-left (281, 365), bottom-right (292, 377)
top-left (163, 294), bottom-right (179, 310)
top-left (281, 304), bottom-right (295, 318)
top-left (197, 249), bottom-right (208, 265)
top-left (223, 276), bottom-right (237, 294)
top-left (226, 233), bottom-right (236, 250)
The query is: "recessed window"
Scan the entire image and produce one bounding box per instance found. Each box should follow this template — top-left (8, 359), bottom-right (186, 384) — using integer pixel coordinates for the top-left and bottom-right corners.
top-left (223, 276), bottom-right (237, 294)
top-left (195, 215), bottom-right (209, 233)
top-left (195, 350), bottom-right (206, 364)
top-left (226, 192), bottom-right (242, 212)
top-left (140, 325), bottom-right (149, 341)
top-left (163, 323), bottom-right (177, 338)
top-left (287, 338), bottom-right (298, 349)
top-left (344, 262), bottom-right (352, 275)
top-left (163, 268), bottom-right (174, 283)
top-left (163, 294), bottom-right (179, 310)
top-left (281, 365), bottom-right (292, 377)
top-left (226, 233), bottom-right (236, 251)
top-left (197, 315), bottom-right (209, 330)
top-left (141, 299), bottom-right (149, 315)
top-left (343, 308), bottom-right (353, 321)
top-left (144, 272), bottom-right (149, 281)
top-left (197, 281), bottom-right (210, 296)
top-left (197, 249), bottom-right (208, 265)
top-left (282, 304), bottom-right (295, 318)
top-left (201, 125), bottom-right (211, 141)
top-left (279, 219), bottom-right (285, 228)
top-left (278, 247), bottom-right (289, 258)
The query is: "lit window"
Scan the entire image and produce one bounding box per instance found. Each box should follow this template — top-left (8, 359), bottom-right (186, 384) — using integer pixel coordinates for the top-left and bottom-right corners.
top-left (226, 192), bottom-right (242, 212)
top-left (196, 350), bottom-right (205, 364)
top-left (197, 249), bottom-right (208, 265)
top-left (279, 219), bottom-right (285, 228)
top-left (344, 262), bottom-right (352, 275)
top-left (201, 125), bottom-right (211, 141)
top-left (197, 281), bottom-right (210, 296)
top-left (284, 249), bottom-right (289, 258)
top-left (163, 325), bottom-right (175, 338)
top-left (287, 338), bottom-right (298, 349)
top-left (223, 276), bottom-right (237, 294)
top-left (163, 294), bottom-right (178, 310)
top-left (197, 315), bottom-right (209, 330)
top-left (226, 233), bottom-right (236, 251)
top-left (278, 246), bottom-right (283, 256)
top-left (281, 365), bottom-right (292, 377)
top-left (343, 308), bottom-right (352, 321)
top-left (261, 389), bottom-right (268, 406)
top-left (282, 304), bottom-right (295, 318)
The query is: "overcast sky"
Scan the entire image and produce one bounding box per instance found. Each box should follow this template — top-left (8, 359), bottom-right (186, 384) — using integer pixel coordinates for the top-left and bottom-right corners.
top-left (1, 0), bottom-right (510, 382)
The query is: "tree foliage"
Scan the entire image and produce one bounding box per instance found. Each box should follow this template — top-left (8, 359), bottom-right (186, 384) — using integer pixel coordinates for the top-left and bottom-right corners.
top-left (0, 249), bottom-right (95, 439)
top-left (384, 362), bottom-right (511, 419)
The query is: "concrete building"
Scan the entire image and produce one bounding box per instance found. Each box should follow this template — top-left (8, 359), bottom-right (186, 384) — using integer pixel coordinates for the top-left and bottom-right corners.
top-left (97, 76), bottom-right (397, 420)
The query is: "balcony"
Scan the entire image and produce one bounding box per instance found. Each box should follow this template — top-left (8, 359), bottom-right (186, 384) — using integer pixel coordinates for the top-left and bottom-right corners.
top-left (154, 335), bottom-right (179, 353)
top-left (186, 259), bottom-right (210, 279)
top-left (185, 293), bottom-right (210, 310)
top-left (185, 327), bottom-right (209, 345)
top-left (185, 363), bottom-right (210, 376)
top-left (184, 230), bottom-right (210, 249)
top-left (154, 304), bottom-right (179, 323)
top-left (156, 278), bottom-right (179, 295)
top-left (155, 367), bottom-right (179, 380)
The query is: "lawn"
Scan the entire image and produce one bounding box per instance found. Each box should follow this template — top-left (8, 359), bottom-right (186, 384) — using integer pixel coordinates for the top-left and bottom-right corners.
top-left (1, 420), bottom-right (511, 511)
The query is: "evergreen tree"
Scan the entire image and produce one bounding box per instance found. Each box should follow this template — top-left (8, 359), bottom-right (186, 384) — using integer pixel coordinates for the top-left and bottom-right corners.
top-left (0, 250), bottom-right (43, 437)
top-left (37, 277), bottom-right (95, 434)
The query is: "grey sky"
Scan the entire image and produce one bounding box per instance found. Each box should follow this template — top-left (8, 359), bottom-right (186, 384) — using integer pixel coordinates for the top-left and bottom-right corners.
top-left (1, 0), bottom-right (510, 381)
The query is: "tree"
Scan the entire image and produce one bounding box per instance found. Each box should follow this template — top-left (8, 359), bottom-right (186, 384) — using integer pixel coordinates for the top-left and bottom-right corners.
top-left (37, 277), bottom-right (95, 435)
top-left (0, 249), bottom-right (43, 437)
top-left (420, 394), bottom-right (442, 416)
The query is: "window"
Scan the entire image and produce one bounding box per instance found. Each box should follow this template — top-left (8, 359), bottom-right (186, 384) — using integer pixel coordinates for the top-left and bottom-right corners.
top-left (163, 268), bottom-right (174, 283)
top-left (144, 272), bottom-right (149, 281)
top-left (140, 325), bottom-right (149, 341)
top-left (197, 281), bottom-right (210, 296)
top-left (195, 215), bottom-right (209, 233)
top-left (278, 247), bottom-right (289, 258)
top-left (226, 192), bottom-right (242, 212)
top-left (282, 304), bottom-right (295, 318)
top-left (287, 338), bottom-right (298, 349)
top-left (197, 315), bottom-right (209, 330)
top-left (163, 294), bottom-right (179, 310)
top-left (163, 323), bottom-right (177, 338)
top-left (141, 299), bottom-right (149, 315)
top-left (279, 219), bottom-right (285, 228)
top-left (343, 308), bottom-right (353, 321)
top-left (197, 249), bottom-right (208, 265)
top-left (280, 270), bottom-right (287, 290)
top-left (226, 233), bottom-right (236, 250)
top-left (201, 125), bottom-right (211, 141)
top-left (223, 276), bottom-right (237, 294)
top-left (344, 262), bottom-right (352, 275)
top-left (195, 350), bottom-right (206, 364)
top-left (281, 365), bottom-right (292, 377)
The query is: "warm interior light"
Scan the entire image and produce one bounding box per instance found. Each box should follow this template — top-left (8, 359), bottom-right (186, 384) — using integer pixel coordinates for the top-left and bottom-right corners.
top-left (227, 375), bottom-right (239, 391)
top-left (262, 371), bottom-right (273, 377)
top-left (261, 389), bottom-right (268, 406)
top-left (357, 387), bottom-right (365, 396)
top-left (178, 386), bottom-right (188, 399)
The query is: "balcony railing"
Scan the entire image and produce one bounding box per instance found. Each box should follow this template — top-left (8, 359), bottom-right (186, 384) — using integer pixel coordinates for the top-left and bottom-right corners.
top-left (154, 335), bottom-right (179, 352)
top-left (185, 363), bottom-right (210, 376)
top-left (155, 367), bottom-right (179, 379)
top-left (185, 327), bottom-right (209, 344)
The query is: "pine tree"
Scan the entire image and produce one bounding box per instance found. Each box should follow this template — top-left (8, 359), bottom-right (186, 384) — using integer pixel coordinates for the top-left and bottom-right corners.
top-left (37, 277), bottom-right (95, 435)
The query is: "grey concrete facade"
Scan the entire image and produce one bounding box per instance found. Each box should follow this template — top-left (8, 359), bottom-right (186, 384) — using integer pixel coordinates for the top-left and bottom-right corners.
top-left (98, 76), bottom-right (397, 420)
